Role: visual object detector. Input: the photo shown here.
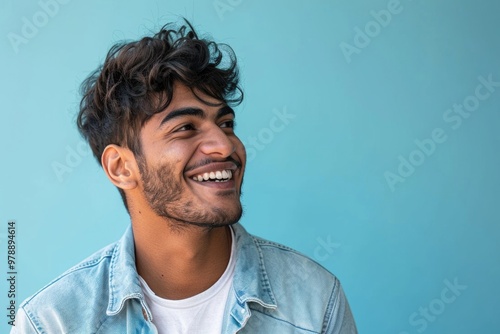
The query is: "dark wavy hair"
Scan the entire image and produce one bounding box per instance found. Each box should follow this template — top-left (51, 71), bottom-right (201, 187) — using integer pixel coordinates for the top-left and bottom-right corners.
top-left (77, 20), bottom-right (243, 211)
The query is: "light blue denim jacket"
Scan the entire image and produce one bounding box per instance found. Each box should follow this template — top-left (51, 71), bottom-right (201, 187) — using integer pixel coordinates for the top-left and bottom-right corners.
top-left (12, 223), bottom-right (357, 333)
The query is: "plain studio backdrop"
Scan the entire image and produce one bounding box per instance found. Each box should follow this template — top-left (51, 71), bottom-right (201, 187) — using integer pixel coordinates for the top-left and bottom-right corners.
top-left (1, 0), bottom-right (499, 333)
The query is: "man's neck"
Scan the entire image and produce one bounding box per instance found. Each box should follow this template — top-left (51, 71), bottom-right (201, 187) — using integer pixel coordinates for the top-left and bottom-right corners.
top-left (132, 215), bottom-right (232, 300)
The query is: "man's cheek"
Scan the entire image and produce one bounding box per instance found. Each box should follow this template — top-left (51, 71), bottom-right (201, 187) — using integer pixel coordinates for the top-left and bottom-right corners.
top-left (234, 138), bottom-right (247, 162)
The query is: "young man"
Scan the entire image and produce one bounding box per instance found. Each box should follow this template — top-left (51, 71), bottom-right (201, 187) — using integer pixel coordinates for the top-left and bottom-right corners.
top-left (12, 22), bottom-right (357, 333)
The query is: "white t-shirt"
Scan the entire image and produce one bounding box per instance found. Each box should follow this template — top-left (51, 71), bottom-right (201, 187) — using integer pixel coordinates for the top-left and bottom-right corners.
top-left (139, 228), bottom-right (236, 334)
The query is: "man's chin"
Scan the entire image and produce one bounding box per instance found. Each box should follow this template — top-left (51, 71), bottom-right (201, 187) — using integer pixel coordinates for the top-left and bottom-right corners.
top-left (165, 218), bottom-right (240, 232)
top-left (204, 205), bottom-right (243, 227)
top-left (157, 204), bottom-right (243, 231)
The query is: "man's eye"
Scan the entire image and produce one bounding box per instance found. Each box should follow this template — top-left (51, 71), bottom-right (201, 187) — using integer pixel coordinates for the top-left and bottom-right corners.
top-left (220, 120), bottom-right (235, 129)
top-left (176, 124), bottom-right (195, 132)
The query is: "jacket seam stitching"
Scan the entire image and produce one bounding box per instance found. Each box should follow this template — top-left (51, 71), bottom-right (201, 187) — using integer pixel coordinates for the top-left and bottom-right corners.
top-left (250, 236), bottom-right (277, 305)
top-left (108, 241), bottom-right (120, 311)
top-left (22, 306), bottom-right (44, 334)
top-left (94, 312), bottom-right (113, 333)
top-left (250, 307), bottom-right (319, 333)
top-left (321, 277), bottom-right (339, 333)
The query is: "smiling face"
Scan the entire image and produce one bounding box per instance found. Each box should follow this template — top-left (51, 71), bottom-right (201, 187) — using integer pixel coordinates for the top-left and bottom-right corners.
top-left (134, 83), bottom-right (246, 229)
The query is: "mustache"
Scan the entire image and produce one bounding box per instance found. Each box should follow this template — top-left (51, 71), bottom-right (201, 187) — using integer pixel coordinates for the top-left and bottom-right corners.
top-left (184, 157), bottom-right (242, 173)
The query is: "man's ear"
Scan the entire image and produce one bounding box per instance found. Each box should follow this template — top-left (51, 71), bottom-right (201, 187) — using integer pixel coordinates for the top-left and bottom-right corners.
top-left (101, 144), bottom-right (139, 190)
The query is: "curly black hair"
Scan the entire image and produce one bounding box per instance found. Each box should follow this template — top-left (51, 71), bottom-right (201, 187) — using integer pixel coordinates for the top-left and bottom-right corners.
top-left (77, 20), bottom-right (243, 210)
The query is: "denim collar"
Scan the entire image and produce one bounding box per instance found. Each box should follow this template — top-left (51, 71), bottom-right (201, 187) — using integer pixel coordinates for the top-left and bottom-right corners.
top-left (105, 223), bottom-right (277, 319)
top-left (230, 224), bottom-right (277, 309)
top-left (106, 224), bottom-right (147, 318)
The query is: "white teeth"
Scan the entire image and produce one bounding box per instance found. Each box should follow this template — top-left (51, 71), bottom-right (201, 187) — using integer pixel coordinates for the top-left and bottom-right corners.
top-left (192, 170), bottom-right (234, 182)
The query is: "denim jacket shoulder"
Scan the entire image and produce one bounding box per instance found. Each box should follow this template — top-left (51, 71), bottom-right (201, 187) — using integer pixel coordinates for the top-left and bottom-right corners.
top-left (12, 225), bottom-right (153, 334)
top-left (227, 229), bottom-right (357, 333)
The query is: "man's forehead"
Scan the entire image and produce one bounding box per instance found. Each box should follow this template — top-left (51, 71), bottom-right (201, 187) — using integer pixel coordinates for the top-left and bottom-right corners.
top-left (170, 82), bottom-right (221, 105)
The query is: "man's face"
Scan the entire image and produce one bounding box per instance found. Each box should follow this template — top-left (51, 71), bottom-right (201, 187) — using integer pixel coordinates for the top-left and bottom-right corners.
top-left (136, 83), bottom-right (246, 229)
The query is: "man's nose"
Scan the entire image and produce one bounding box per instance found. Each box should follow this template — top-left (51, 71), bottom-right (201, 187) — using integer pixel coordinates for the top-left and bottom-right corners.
top-left (199, 126), bottom-right (236, 158)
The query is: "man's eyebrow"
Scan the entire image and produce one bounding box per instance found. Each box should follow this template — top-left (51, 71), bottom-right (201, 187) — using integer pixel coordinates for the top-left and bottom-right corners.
top-left (158, 106), bottom-right (235, 129)
top-left (158, 107), bottom-right (204, 129)
top-left (217, 106), bottom-right (235, 119)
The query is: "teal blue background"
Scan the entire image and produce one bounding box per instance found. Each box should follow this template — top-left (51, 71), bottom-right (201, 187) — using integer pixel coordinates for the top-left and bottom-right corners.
top-left (1, 0), bottom-right (499, 333)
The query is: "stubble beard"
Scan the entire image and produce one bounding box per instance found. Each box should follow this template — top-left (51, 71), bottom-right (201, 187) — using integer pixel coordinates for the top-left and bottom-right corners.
top-left (137, 157), bottom-right (243, 231)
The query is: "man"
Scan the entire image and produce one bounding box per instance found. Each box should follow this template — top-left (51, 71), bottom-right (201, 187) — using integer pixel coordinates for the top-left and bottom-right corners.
top-left (12, 21), bottom-right (357, 333)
